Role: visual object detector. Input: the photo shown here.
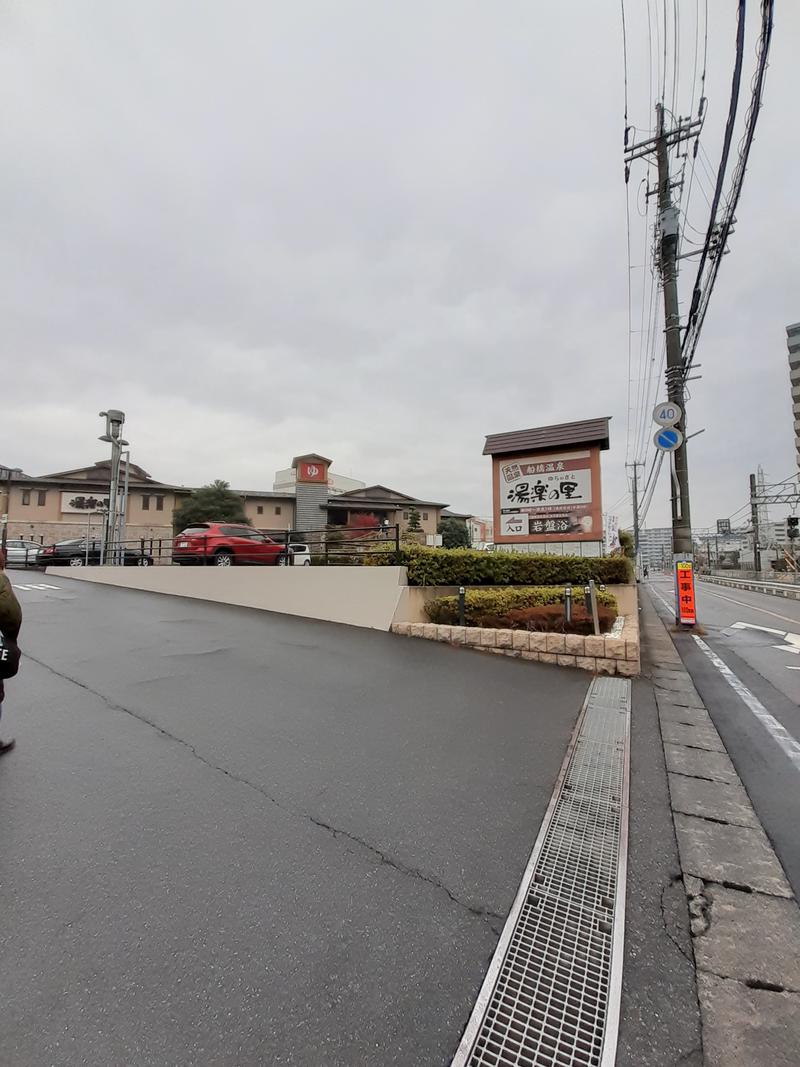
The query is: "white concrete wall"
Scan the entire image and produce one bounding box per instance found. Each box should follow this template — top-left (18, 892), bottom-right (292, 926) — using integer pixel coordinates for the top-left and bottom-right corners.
top-left (49, 566), bottom-right (409, 631)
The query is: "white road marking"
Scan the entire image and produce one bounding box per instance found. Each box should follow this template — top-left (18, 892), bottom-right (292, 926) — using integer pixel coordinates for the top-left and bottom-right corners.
top-left (11, 583), bottom-right (60, 591)
top-left (648, 584), bottom-right (675, 615)
top-left (692, 634), bottom-right (800, 771)
top-left (704, 589), bottom-right (800, 627)
top-left (731, 621), bottom-right (786, 637)
top-left (729, 621), bottom-right (800, 662)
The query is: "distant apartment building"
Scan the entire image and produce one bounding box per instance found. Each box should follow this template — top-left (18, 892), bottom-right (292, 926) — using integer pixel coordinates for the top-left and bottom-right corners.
top-left (788, 322), bottom-right (800, 470)
top-left (639, 527), bottom-right (673, 571)
top-left (468, 516), bottom-right (494, 548)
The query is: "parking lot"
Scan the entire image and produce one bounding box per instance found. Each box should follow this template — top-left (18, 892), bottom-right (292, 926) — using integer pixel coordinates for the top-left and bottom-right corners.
top-left (0, 579), bottom-right (589, 1065)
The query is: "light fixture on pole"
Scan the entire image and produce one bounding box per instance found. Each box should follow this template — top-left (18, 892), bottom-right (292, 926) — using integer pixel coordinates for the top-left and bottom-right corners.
top-left (98, 410), bottom-right (128, 564)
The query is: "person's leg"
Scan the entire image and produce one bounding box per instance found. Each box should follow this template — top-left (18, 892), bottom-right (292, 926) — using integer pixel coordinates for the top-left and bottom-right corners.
top-left (0, 700), bottom-right (15, 756)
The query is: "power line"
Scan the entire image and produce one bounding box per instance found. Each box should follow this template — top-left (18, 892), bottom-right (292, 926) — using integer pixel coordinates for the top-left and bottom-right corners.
top-left (671, 0), bottom-right (679, 121)
top-left (682, 0), bottom-right (747, 353)
top-left (683, 0), bottom-right (776, 376)
top-left (661, 0), bottom-right (667, 104)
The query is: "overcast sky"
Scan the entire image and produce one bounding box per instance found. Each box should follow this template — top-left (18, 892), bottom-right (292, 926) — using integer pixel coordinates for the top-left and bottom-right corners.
top-left (1, 2), bottom-right (797, 529)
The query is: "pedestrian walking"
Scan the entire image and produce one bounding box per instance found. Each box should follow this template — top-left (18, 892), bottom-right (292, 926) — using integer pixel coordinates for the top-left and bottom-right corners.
top-left (0, 547), bottom-right (22, 756)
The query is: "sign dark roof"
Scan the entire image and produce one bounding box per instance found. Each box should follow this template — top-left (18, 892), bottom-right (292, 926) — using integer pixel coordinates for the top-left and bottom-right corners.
top-left (483, 417), bottom-right (611, 457)
top-left (292, 453), bottom-right (333, 468)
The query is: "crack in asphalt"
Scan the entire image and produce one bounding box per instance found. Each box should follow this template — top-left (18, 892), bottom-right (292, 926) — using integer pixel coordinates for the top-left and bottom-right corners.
top-left (25, 652), bottom-right (505, 930)
top-left (674, 1044), bottom-right (703, 1066)
top-left (694, 963), bottom-right (800, 996)
top-left (659, 878), bottom-right (695, 965)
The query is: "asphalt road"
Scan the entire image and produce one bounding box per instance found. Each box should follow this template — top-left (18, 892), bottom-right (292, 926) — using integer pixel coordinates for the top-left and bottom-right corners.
top-left (647, 577), bottom-right (800, 897)
top-left (0, 578), bottom-right (591, 1066)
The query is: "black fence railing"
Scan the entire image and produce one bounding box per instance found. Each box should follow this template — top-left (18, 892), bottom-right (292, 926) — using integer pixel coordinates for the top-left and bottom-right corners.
top-left (31, 525), bottom-right (402, 569)
top-left (0, 535), bottom-right (47, 568)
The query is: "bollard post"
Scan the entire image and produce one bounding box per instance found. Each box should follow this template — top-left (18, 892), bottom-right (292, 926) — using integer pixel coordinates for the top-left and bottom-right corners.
top-left (588, 579), bottom-right (601, 636)
top-left (564, 583), bottom-right (572, 626)
top-left (458, 586), bottom-right (466, 627)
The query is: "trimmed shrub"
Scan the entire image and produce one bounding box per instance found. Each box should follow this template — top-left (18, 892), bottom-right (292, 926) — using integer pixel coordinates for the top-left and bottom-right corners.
top-left (368, 544), bottom-right (630, 586)
top-left (497, 604), bottom-right (617, 634)
top-left (425, 586), bottom-right (617, 626)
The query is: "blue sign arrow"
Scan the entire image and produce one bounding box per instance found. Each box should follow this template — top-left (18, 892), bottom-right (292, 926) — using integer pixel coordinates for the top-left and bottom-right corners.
top-left (654, 426), bottom-right (682, 451)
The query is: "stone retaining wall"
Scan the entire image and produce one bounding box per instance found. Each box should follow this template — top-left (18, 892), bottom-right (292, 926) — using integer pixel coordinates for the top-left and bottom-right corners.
top-left (392, 614), bottom-right (640, 676)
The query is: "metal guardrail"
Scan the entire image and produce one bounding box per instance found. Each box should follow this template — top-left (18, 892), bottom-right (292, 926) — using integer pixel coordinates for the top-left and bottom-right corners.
top-left (34, 524), bottom-right (402, 569)
top-left (699, 574), bottom-right (800, 601)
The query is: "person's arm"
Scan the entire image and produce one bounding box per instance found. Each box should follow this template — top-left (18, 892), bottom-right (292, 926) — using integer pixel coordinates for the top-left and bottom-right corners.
top-left (0, 574), bottom-right (22, 641)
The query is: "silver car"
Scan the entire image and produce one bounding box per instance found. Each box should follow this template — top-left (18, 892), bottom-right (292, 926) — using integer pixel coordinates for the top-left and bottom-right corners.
top-left (3, 538), bottom-right (42, 567)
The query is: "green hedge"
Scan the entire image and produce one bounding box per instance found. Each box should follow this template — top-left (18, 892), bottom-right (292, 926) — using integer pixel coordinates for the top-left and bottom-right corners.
top-left (425, 586), bottom-right (618, 625)
top-left (366, 544), bottom-right (630, 586)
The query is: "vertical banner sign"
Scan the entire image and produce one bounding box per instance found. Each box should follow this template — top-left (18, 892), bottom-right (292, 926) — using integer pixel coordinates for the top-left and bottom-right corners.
top-left (604, 513), bottom-right (620, 554)
top-left (674, 558), bottom-right (696, 626)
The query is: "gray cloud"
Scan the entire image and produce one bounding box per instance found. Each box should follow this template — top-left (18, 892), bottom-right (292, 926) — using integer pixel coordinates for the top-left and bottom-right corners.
top-left (1, 2), bottom-right (798, 529)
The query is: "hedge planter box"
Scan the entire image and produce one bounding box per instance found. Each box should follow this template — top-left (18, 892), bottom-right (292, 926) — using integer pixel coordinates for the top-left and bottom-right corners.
top-left (392, 613), bottom-right (641, 677)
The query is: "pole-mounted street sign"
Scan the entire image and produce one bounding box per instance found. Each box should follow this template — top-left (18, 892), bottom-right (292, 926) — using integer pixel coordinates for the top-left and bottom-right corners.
top-left (653, 401), bottom-right (682, 427)
top-left (653, 426), bottom-right (683, 452)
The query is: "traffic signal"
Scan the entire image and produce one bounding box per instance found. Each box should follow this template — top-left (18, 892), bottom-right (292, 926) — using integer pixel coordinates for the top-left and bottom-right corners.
top-left (788, 516), bottom-right (799, 540)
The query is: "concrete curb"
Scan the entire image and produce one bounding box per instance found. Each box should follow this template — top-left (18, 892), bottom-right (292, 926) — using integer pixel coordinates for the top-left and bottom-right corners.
top-left (640, 589), bottom-right (800, 1066)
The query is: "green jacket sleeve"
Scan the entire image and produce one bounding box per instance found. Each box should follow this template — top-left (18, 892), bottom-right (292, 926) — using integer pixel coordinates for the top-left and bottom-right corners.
top-left (0, 574), bottom-right (22, 640)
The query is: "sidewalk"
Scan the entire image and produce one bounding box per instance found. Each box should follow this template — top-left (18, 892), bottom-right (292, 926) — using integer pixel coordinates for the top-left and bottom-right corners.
top-left (639, 589), bottom-right (800, 1067)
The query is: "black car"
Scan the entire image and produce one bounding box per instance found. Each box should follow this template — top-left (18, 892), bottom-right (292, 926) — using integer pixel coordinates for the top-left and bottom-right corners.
top-left (39, 539), bottom-right (153, 567)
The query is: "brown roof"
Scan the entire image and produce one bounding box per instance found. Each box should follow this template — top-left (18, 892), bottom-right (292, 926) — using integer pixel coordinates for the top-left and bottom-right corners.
top-left (292, 453), bottom-right (332, 468)
top-left (333, 485), bottom-right (448, 508)
top-left (483, 417), bottom-right (611, 457)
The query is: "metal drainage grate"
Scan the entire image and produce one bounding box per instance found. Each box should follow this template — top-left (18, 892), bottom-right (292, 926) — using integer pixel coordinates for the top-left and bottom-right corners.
top-left (451, 676), bottom-right (631, 1067)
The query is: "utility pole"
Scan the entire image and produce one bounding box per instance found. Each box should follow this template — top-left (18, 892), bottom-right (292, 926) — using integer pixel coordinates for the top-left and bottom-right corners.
top-left (627, 461), bottom-right (643, 576)
top-left (625, 108), bottom-right (701, 623)
top-left (750, 472), bottom-right (762, 573)
top-left (655, 103), bottom-right (693, 558)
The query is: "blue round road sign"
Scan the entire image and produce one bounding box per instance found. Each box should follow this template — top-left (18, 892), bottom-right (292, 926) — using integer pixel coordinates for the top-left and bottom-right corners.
top-left (653, 426), bottom-right (683, 452)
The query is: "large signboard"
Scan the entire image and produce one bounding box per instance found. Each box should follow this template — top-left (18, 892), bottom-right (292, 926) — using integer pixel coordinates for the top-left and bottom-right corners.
top-left (61, 491), bottom-right (109, 515)
top-left (493, 448), bottom-right (603, 543)
top-left (296, 461), bottom-right (328, 484)
top-left (716, 518), bottom-right (731, 535)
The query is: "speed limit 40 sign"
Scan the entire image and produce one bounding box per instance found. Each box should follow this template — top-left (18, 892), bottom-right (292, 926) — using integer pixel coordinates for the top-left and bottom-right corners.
top-left (653, 402), bottom-right (682, 427)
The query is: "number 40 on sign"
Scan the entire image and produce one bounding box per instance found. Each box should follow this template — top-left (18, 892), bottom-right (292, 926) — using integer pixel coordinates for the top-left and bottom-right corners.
top-left (653, 402), bottom-right (682, 427)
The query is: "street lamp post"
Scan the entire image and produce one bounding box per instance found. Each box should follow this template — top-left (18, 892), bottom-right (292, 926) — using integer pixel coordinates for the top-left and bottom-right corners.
top-left (1, 467), bottom-right (23, 555)
top-left (98, 410), bottom-right (128, 565)
top-left (118, 450), bottom-right (131, 549)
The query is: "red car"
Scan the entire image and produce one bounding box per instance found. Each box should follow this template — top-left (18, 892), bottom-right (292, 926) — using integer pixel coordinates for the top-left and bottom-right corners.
top-left (173, 523), bottom-right (288, 566)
